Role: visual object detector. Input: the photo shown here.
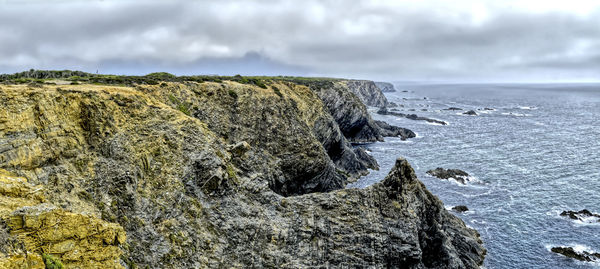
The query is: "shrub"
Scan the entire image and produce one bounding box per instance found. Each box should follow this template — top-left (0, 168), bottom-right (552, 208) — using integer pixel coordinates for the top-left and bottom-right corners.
top-left (42, 253), bottom-right (64, 269)
top-left (228, 89), bottom-right (238, 99)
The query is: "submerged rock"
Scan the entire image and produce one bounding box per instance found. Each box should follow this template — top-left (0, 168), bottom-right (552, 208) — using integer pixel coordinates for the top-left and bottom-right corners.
top-left (560, 210), bottom-right (600, 223)
top-left (463, 110), bottom-right (478, 116)
top-left (444, 107), bottom-right (463, 111)
top-left (452, 205), bottom-right (470, 213)
top-left (551, 247), bottom-right (600, 262)
top-left (427, 168), bottom-right (471, 184)
top-left (374, 120), bottom-right (416, 140)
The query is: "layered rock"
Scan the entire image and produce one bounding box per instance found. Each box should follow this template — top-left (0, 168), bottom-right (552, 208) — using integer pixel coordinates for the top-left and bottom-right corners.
top-left (378, 107), bottom-right (448, 125)
top-left (344, 80), bottom-right (389, 108)
top-left (0, 81), bottom-right (484, 268)
top-left (301, 80), bottom-right (384, 143)
top-left (375, 81), bottom-right (396, 92)
top-left (374, 120), bottom-right (416, 140)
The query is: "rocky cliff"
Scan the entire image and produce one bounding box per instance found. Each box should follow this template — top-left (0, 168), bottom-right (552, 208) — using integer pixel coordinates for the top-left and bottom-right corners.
top-left (375, 81), bottom-right (397, 92)
top-left (344, 80), bottom-right (390, 108)
top-left (0, 78), bottom-right (484, 268)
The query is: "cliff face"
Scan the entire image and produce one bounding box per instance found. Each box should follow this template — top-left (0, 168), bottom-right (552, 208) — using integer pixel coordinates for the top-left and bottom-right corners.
top-left (303, 80), bottom-right (384, 143)
top-left (0, 81), bottom-right (484, 268)
top-left (345, 80), bottom-right (389, 108)
top-left (375, 81), bottom-right (396, 92)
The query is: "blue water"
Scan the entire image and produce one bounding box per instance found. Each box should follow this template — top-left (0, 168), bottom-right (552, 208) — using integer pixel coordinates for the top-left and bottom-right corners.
top-left (350, 83), bottom-right (600, 269)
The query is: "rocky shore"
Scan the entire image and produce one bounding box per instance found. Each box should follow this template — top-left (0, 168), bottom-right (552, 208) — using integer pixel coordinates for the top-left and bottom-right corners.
top-left (0, 72), bottom-right (485, 268)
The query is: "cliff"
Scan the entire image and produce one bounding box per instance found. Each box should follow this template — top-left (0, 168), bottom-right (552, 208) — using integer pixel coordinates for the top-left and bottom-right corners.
top-left (375, 81), bottom-right (397, 92)
top-left (344, 80), bottom-right (389, 108)
top-left (0, 78), bottom-right (484, 268)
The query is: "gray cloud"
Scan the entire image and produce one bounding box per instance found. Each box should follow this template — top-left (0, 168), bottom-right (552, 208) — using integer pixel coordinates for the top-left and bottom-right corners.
top-left (1, 0), bottom-right (599, 81)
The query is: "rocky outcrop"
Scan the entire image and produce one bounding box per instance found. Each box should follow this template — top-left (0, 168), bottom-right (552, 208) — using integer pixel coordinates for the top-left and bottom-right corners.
top-left (378, 107), bottom-right (448, 125)
top-left (0, 170), bottom-right (125, 268)
top-left (375, 81), bottom-right (396, 92)
top-left (303, 80), bottom-right (384, 143)
top-left (452, 205), bottom-right (469, 213)
top-left (0, 81), bottom-right (484, 268)
top-left (560, 210), bottom-right (600, 223)
top-left (427, 168), bottom-right (471, 185)
top-left (344, 80), bottom-right (389, 108)
top-left (374, 120), bottom-right (416, 140)
top-left (463, 110), bottom-right (478, 116)
top-left (551, 246), bottom-right (600, 262)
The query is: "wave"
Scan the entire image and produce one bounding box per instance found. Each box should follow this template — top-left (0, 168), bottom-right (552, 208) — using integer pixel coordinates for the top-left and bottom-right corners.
top-left (501, 112), bottom-right (531, 117)
top-left (518, 106), bottom-right (538, 110)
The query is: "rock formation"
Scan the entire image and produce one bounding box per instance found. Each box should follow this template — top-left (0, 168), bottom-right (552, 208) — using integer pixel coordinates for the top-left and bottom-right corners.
top-left (560, 210), bottom-right (600, 223)
top-left (0, 78), bottom-right (485, 268)
top-left (344, 80), bottom-right (389, 108)
top-left (374, 120), bottom-right (416, 140)
top-left (551, 246), bottom-right (600, 262)
top-left (375, 81), bottom-right (396, 92)
top-left (463, 110), bottom-right (478, 116)
top-left (427, 168), bottom-right (471, 185)
top-left (377, 107), bottom-right (448, 125)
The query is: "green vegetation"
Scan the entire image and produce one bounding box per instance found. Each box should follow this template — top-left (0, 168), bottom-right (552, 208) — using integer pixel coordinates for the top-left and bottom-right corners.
top-left (228, 89), bottom-right (238, 99)
top-left (0, 69), bottom-right (344, 89)
top-left (272, 86), bottom-right (283, 97)
top-left (42, 253), bottom-right (64, 269)
top-left (168, 94), bottom-right (191, 116)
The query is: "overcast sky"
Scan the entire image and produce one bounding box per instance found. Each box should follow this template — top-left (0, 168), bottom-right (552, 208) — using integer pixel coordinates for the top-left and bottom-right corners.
top-left (1, 0), bottom-right (599, 81)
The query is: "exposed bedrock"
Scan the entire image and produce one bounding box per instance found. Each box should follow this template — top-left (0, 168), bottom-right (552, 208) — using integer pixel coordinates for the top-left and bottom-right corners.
top-left (345, 80), bottom-right (390, 108)
top-left (0, 81), bottom-right (484, 268)
top-left (374, 120), bottom-right (416, 140)
top-left (375, 81), bottom-right (396, 92)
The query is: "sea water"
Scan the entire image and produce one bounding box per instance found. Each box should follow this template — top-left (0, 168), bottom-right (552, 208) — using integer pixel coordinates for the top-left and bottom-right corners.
top-left (350, 83), bottom-right (600, 268)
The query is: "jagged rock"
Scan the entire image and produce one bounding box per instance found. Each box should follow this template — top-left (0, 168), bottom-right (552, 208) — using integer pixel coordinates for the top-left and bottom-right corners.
top-left (374, 81), bottom-right (396, 93)
top-left (560, 210), bottom-right (600, 223)
top-left (377, 108), bottom-right (448, 125)
top-left (452, 205), bottom-right (469, 213)
top-left (551, 247), bottom-right (600, 262)
top-left (444, 107), bottom-right (463, 111)
top-left (0, 81), bottom-right (484, 268)
top-left (463, 110), bottom-right (478, 116)
top-left (483, 107), bottom-right (494, 111)
top-left (344, 80), bottom-right (389, 108)
top-left (388, 102), bottom-right (399, 107)
top-left (227, 141), bottom-right (251, 157)
top-left (427, 168), bottom-right (471, 184)
top-left (374, 120), bottom-right (416, 140)
top-left (306, 80), bottom-right (384, 143)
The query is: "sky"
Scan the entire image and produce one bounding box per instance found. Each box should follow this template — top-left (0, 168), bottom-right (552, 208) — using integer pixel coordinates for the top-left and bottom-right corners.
top-left (1, 0), bottom-right (599, 82)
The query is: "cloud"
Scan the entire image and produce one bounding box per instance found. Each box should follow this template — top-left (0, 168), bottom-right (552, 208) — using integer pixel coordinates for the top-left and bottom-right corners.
top-left (1, 0), bottom-right (599, 81)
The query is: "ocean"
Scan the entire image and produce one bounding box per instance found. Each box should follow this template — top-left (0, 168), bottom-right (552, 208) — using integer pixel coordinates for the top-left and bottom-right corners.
top-left (350, 82), bottom-right (600, 268)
